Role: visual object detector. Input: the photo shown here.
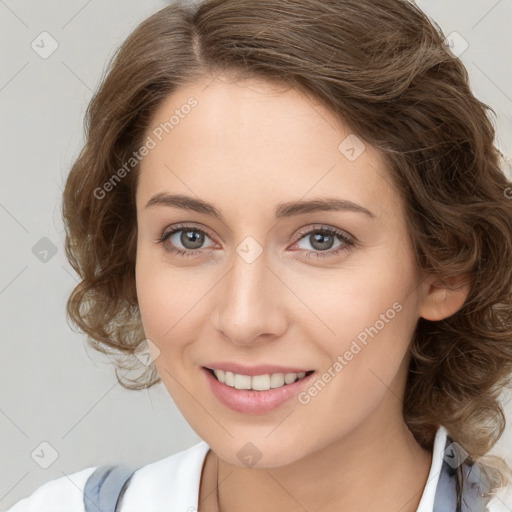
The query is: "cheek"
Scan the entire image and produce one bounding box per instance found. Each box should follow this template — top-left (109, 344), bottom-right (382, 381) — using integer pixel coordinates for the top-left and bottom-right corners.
top-left (291, 279), bottom-right (417, 440)
top-left (291, 243), bottom-right (419, 385)
top-left (135, 256), bottom-right (191, 399)
top-left (135, 244), bottom-right (176, 342)
top-left (135, 244), bottom-right (213, 359)
top-left (298, 250), bottom-right (416, 341)
top-left (328, 274), bottom-right (414, 352)
top-left (135, 264), bottom-right (166, 339)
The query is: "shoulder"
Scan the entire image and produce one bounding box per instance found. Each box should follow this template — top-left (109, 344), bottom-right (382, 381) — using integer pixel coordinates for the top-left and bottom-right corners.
top-left (5, 441), bottom-right (210, 512)
top-left (5, 466), bottom-right (97, 512)
top-left (488, 481), bottom-right (512, 512)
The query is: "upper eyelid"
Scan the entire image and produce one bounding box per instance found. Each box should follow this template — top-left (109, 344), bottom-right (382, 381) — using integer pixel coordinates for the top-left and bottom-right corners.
top-left (161, 223), bottom-right (212, 238)
top-left (295, 224), bottom-right (354, 241)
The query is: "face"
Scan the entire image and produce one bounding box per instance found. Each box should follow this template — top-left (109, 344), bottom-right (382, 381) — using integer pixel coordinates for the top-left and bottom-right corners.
top-left (135, 74), bottom-right (427, 468)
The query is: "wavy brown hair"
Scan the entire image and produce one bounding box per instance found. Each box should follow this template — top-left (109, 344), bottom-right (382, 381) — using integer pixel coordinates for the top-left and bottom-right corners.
top-left (62, 0), bottom-right (512, 492)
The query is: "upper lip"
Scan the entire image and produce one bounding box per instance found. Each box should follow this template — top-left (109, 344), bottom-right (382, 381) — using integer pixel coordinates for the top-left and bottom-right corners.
top-left (204, 362), bottom-right (313, 376)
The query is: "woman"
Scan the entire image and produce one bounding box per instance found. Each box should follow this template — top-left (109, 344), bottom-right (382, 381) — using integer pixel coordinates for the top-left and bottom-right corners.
top-left (8, 0), bottom-right (512, 510)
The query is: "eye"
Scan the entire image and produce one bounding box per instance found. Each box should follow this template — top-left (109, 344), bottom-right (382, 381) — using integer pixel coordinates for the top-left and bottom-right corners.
top-left (156, 223), bottom-right (216, 257)
top-left (156, 223), bottom-right (356, 260)
top-left (291, 224), bottom-right (355, 259)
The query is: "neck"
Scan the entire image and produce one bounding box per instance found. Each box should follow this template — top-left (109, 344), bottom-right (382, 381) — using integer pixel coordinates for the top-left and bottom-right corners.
top-left (199, 414), bottom-right (432, 512)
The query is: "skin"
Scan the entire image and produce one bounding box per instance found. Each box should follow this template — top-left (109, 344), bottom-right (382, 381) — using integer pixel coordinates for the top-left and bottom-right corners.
top-left (134, 73), bottom-right (469, 512)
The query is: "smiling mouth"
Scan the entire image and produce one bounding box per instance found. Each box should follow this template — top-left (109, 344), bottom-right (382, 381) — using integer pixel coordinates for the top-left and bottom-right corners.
top-left (205, 367), bottom-right (315, 391)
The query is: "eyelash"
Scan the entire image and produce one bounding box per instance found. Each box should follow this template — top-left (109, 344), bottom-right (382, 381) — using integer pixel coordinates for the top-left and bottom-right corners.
top-left (156, 223), bottom-right (356, 260)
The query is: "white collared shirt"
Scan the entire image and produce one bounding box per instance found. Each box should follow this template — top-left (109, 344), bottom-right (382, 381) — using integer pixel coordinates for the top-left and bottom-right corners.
top-left (7, 425), bottom-right (512, 511)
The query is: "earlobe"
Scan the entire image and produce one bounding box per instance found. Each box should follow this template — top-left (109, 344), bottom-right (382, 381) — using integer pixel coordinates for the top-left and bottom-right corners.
top-left (418, 273), bottom-right (471, 322)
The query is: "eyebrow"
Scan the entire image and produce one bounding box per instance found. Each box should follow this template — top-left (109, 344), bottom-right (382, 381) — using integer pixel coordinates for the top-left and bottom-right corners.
top-left (144, 193), bottom-right (376, 220)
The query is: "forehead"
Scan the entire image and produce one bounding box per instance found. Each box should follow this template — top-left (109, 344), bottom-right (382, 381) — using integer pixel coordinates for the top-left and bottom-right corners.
top-left (136, 75), bottom-right (400, 221)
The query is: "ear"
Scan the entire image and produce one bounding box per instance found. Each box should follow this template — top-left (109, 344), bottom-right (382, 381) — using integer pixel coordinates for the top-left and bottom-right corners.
top-left (418, 273), bottom-right (471, 322)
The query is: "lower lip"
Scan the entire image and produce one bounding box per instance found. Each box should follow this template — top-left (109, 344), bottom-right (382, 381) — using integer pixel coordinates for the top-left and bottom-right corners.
top-left (202, 367), bottom-right (316, 414)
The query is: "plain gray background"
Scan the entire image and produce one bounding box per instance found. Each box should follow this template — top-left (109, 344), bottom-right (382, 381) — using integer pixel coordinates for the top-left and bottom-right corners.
top-left (1, 0), bottom-right (511, 510)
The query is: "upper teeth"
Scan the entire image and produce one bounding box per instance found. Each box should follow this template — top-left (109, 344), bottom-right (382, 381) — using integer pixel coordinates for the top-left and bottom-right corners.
top-left (213, 370), bottom-right (307, 390)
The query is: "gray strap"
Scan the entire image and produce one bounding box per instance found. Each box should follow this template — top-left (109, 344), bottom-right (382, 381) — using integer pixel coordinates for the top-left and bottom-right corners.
top-left (83, 464), bottom-right (137, 512)
top-left (433, 435), bottom-right (493, 512)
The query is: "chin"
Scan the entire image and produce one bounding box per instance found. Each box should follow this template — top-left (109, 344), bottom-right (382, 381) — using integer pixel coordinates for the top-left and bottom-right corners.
top-left (211, 434), bottom-right (312, 469)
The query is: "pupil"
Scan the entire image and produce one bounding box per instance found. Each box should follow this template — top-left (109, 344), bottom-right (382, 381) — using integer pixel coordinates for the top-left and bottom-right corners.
top-left (311, 232), bottom-right (333, 251)
top-left (182, 230), bottom-right (204, 249)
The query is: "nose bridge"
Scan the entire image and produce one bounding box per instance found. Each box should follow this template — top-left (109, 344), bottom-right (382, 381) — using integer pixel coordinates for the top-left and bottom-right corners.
top-left (213, 242), bottom-right (286, 345)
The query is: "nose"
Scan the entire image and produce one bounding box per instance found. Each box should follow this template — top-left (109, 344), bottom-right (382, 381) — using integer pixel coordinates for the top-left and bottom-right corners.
top-left (212, 246), bottom-right (288, 346)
